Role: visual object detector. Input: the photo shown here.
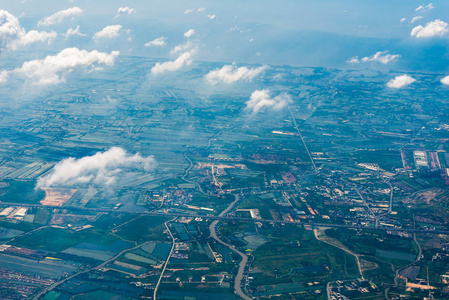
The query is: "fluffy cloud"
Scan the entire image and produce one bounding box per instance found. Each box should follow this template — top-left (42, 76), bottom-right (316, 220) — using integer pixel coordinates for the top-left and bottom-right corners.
top-left (386, 74), bottom-right (416, 88)
top-left (347, 51), bottom-right (400, 64)
top-left (170, 40), bottom-right (193, 54)
top-left (0, 10), bottom-right (56, 50)
top-left (151, 50), bottom-right (195, 75)
top-left (362, 51), bottom-right (400, 64)
top-left (1, 47), bottom-right (119, 85)
top-left (347, 57), bottom-right (360, 64)
top-left (0, 70), bottom-right (7, 83)
top-left (401, 18), bottom-right (407, 23)
top-left (208, 14), bottom-right (216, 20)
top-left (145, 36), bottom-right (167, 47)
top-left (416, 3), bottom-right (434, 11)
top-left (63, 25), bottom-right (86, 38)
top-left (205, 64), bottom-right (268, 84)
top-left (441, 75), bottom-right (449, 85)
top-left (411, 16), bottom-right (423, 23)
top-left (411, 19), bottom-right (449, 38)
top-left (117, 7), bottom-right (135, 16)
top-left (36, 147), bottom-right (156, 188)
top-left (93, 25), bottom-right (122, 40)
top-left (0, 10), bottom-right (23, 45)
top-left (184, 29), bottom-right (195, 38)
top-left (197, 8), bottom-right (205, 12)
top-left (245, 89), bottom-right (292, 113)
top-left (170, 29), bottom-right (197, 55)
top-left (38, 7), bottom-right (82, 26)
top-left (10, 30), bottom-right (57, 50)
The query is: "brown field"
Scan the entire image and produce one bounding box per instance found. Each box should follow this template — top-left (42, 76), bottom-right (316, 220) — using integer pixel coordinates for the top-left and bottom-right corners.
top-left (40, 188), bottom-right (77, 206)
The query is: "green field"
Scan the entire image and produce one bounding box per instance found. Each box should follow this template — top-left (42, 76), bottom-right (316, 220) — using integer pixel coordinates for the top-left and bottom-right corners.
top-left (0, 180), bottom-right (45, 204)
top-left (11, 227), bottom-right (118, 252)
top-left (325, 228), bottom-right (417, 257)
top-left (346, 150), bottom-right (403, 171)
top-left (34, 209), bottom-right (51, 225)
top-left (124, 252), bottom-right (157, 265)
top-left (115, 216), bottom-right (170, 242)
top-left (252, 227), bottom-right (359, 282)
top-left (239, 195), bottom-right (278, 220)
top-left (92, 213), bottom-right (136, 230)
top-left (0, 219), bottom-right (41, 232)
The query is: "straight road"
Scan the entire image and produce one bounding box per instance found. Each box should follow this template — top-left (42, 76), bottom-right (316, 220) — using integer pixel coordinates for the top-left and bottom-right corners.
top-left (154, 217), bottom-right (177, 300)
top-left (287, 104), bottom-right (317, 172)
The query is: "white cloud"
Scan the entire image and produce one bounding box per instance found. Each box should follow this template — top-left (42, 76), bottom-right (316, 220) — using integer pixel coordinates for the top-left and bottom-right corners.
top-left (117, 7), bottom-right (135, 16)
top-left (415, 3), bottom-right (434, 11)
top-left (0, 10), bottom-right (22, 45)
top-left (441, 75), bottom-right (449, 85)
top-left (0, 70), bottom-right (8, 83)
top-left (2, 47), bottom-right (119, 85)
top-left (228, 26), bottom-right (251, 33)
top-left (63, 25), bottom-right (86, 38)
top-left (245, 89), bottom-right (292, 113)
top-left (386, 74), bottom-right (416, 88)
top-left (348, 51), bottom-right (400, 64)
top-left (401, 18), bottom-right (407, 23)
top-left (207, 14), bottom-right (216, 20)
top-left (184, 8), bottom-right (205, 14)
top-left (170, 40), bottom-right (193, 55)
top-left (38, 7), bottom-right (82, 26)
top-left (184, 29), bottom-right (195, 38)
top-left (169, 30), bottom-right (197, 55)
top-left (205, 64), bottom-right (268, 85)
top-left (93, 25), bottom-right (122, 40)
top-left (347, 57), bottom-right (360, 64)
top-left (36, 147), bottom-right (156, 188)
top-left (360, 51), bottom-right (400, 64)
top-left (0, 10), bottom-right (56, 50)
top-left (151, 49), bottom-right (195, 75)
top-left (411, 19), bottom-right (449, 38)
top-left (10, 30), bottom-right (57, 50)
top-left (411, 16), bottom-right (423, 23)
top-left (145, 36), bottom-right (167, 47)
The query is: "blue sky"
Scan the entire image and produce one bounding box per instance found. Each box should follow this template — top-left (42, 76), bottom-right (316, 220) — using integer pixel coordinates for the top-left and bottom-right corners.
top-left (0, 0), bottom-right (448, 79)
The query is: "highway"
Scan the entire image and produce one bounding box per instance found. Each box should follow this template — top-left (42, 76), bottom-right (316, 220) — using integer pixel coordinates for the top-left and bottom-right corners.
top-left (287, 104), bottom-right (318, 173)
top-left (154, 217), bottom-right (177, 300)
top-left (1, 202), bottom-right (449, 235)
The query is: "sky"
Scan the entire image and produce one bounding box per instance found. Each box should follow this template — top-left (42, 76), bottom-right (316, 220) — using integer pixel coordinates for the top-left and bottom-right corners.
top-left (1, 0), bottom-right (449, 188)
top-left (0, 0), bottom-right (449, 81)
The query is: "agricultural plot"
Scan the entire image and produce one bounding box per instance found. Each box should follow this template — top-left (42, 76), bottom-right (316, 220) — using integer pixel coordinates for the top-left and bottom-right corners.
top-left (63, 240), bottom-right (134, 261)
top-left (115, 216), bottom-right (170, 242)
top-left (0, 227), bottom-right (23, 240)
top-left (0, 253), bottom-right (77, 278)
top-left (11, 227), bottom-right (121, 253)
top-left (0, 180), bottom-right (45, 204)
